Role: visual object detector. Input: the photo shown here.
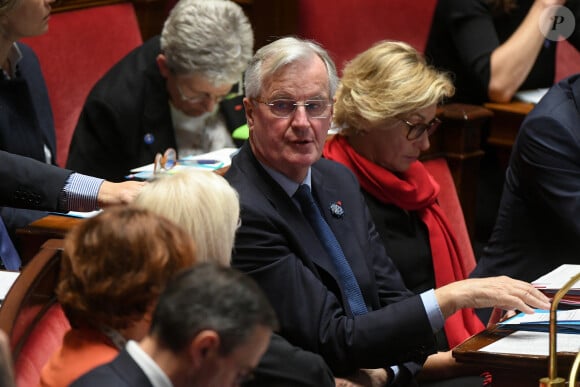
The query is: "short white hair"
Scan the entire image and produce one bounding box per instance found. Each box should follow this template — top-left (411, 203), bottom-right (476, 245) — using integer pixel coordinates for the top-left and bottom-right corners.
top-left (161, 0), bottom-right (254, 86)
top-left (134, 170), bottom-right (240, 266)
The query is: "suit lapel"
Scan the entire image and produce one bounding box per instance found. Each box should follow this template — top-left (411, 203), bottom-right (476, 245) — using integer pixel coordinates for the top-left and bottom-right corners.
top-left (236, 145), bottom-right (340, 278)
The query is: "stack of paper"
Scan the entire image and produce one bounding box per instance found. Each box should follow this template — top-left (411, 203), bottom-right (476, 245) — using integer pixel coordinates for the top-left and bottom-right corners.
top-left (498, 309), bottom-right (580, 334)
top-left (479, 330), bottom-right (580, 356)
top-left (533, 264), bottom-right (580, 305)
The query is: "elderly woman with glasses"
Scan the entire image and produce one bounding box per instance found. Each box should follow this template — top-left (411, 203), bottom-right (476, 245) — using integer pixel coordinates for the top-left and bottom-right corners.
top-left (66, 0), bottom-right (254, 182)
top-left (323, 40), bottom-right (487, 385)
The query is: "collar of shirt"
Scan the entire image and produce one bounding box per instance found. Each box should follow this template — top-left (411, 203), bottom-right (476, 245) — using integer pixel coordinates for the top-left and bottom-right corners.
top-left (125, 340), bottom-right (173, 387)
top-left (259, 161), bottom-right (312, 198)
top-left (2, 43), bottom-right (22, 80)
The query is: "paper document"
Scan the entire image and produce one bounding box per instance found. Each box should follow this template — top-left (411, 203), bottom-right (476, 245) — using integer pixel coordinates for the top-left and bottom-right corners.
top-left (514, 88), bottom-right (549, 104)
top-left (533, 264), bottom-right (580, 293)
top-left (128, 147), bottom-right (238, 180)
top-left (479, 330), bottom-right (580, 356)
top-left (49, 210), bottom-right (102, 219)
top-left (498, 309), bottom-right (580, 334)
top-left (0, 270), bottom-right (19, 302)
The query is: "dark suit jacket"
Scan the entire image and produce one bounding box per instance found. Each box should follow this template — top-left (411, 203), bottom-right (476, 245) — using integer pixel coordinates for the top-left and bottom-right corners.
top-left (225, 144), bottom-right (436, 375)
top-left (0, 151), bottom-right (71, 211)
top-left (472, 74), bottom-right (580, 282)
top-left (70, 349), bottom-right (152, 387)
top-left (248, 333), bottom-right (334, 387)
top-left (0, 43), bottom-right (56, 164)
top-left (66, 36), bottom-right (247, 182)
top-left (0, 42), bottom-right (58, 231)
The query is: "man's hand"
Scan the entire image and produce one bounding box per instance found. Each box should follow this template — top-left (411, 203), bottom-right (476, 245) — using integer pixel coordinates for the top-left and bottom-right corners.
top-left (435, 276), bottom-right (551, 319)
top-left (97, 180), bottom-right (147, 208)
top-left (335, 368), bottom-right (388, 387)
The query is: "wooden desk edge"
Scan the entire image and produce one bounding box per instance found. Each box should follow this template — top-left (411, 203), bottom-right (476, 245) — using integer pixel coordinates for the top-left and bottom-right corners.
top-left (18, 214), bottom-right (84, 236)
top-left (484, 101), bottom-right (535, 115)
top-left (452, 326), bottom-right (577, 370)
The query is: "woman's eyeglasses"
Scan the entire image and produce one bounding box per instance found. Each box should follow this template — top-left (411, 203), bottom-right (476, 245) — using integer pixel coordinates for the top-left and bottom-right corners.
top-left (175, 82), bottom-right (227, 104)
top-left (253, 98), bottom-right (333, 119)
top-left (153, 148), bottom-right (225, 175)
top-left (400, 117), bottom-right (441, 141)
top-left (154, 148), bottom-right (177, 174)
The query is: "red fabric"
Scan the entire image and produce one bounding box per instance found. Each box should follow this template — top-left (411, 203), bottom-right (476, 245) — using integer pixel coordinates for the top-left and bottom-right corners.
top-left (13, 304), bottom-right (70, 387)
top-left (324, 135), bottom-right (484, 347)
top-left (21, 3), bottom-right (143, 166)
top-left (40, 327), bottom-right (118, 387)
top-left (556, 39), bottom-right (580, 83)
top-left (423, 158), bottom-right (476, 273)
top-left (298, 0), bottom-right (437, 73)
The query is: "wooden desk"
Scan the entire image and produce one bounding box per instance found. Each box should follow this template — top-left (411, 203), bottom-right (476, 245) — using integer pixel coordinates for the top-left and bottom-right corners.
top-left (16, 215), bottom-right (83, 266)
top-left (453, 326), bottom-right (577, 387)
top-left (484, 101), bottom-right (535, 167)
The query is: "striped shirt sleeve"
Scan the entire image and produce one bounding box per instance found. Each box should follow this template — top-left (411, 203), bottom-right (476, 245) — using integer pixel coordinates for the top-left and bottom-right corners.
top-left (60, 173), bottom-right (104, 212)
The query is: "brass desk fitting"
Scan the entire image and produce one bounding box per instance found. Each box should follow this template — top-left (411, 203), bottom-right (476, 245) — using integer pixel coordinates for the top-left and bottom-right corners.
top-left (539, 272), bottom-right (580, 386)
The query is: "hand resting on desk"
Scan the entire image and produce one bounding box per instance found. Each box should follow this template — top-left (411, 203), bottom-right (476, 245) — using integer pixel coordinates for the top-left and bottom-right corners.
top-left (435, 276), bottom-right (551, 319)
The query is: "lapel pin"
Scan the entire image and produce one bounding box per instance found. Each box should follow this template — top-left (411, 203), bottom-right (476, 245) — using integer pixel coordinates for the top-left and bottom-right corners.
top-left (144, 133), bottom-right (155, 145)
top-left (329, 201), bottom-right (344, 219)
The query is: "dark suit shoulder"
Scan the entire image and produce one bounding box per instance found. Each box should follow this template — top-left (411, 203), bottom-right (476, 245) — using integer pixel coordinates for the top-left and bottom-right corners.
top-left (70, 349), bottom-right (152, 387)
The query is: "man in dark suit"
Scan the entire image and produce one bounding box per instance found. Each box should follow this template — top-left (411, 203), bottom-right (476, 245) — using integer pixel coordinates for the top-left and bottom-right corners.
top-left (66, 0), bottom-right (253, 182)
top-left (225, 36), bottom-right (550, 385)
top-left (0, 150), bottom-right (144, 270)
top-left (472, 74), bottom-right (580, 282)
top-left (71, 263), bottom-right (278, 387)
top-left (0, 150), bottom-right (144, 212)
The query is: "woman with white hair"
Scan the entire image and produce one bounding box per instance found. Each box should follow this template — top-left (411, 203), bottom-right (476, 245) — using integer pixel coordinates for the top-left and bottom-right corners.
top-left (135, 170), bottom-right (336, 387)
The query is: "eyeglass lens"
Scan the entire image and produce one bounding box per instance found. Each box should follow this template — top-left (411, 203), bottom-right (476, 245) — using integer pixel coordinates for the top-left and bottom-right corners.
top-left (177, 83), bottom-right (224, 104)
top-left (154, 148), bottom-right (177, 174)
top-left (406, 118), bottom-right (441, 140)
top-left (261, 99), bottom-right (332, 118)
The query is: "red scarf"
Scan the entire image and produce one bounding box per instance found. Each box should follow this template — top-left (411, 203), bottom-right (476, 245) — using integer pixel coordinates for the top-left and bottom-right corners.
top-left (323, 135), bottom-right (484, 347)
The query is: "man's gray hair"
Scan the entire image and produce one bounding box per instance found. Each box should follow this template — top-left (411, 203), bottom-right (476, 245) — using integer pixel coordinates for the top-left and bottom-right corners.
top-left (161, 0), bottom-right (254, 86)
top-left (244, 36), bottom-right (339, 100)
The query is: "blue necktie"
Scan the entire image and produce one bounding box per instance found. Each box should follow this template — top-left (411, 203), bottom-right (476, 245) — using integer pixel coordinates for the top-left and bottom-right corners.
top-left (0, 217), bottom-right (21, 271)
top-left (294, 184), bottom-right (367, 315)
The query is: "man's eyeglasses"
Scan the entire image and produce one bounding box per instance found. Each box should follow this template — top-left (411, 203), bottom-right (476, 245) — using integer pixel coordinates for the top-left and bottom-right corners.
top-left (175, 82), bottom-right (227, 105)
top-left (253, 98), bottom-right (333, 119)
top-left (400, 117), bottom-right (441, 141)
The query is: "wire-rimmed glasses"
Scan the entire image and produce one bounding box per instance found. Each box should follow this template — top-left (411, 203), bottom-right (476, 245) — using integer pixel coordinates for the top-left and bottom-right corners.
top-left (253, 98), bottom-right (333, 119)
top-left (175, 82), bottom-right (227, 105)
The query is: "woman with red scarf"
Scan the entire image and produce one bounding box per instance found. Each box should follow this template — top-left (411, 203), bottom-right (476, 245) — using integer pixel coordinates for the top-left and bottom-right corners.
top-left (324, 40), bottom-right (487, 386)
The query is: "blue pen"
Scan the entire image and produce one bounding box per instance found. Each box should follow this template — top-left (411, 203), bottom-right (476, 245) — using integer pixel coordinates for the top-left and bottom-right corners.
top-left (178, 159), bottom-right (221, 166)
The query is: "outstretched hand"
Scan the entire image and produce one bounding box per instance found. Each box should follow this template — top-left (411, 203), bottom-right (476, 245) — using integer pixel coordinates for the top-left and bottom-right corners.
top-left (97, 180), bottom-right (147, 208)
top-left (435, 276), bottom-right (551, 319)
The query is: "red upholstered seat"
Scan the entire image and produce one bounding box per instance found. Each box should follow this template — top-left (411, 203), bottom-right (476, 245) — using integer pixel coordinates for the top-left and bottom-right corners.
top-left (13, 304), bottom-right (70, 387)
top-left (556, 39), bottom-right (580, 82)
top-left (20, 3), bottom-right (143, 166)
top-left (298, 0), bottom-right (437, 72)
top-left (0, 240), bottom-right (70, 387)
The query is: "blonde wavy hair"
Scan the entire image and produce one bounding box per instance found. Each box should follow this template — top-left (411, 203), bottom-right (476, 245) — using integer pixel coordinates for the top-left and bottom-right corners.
top-left (333, 40), bottom-right (454, 136)
top-left (134, 170), bottom-right (240, 266)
